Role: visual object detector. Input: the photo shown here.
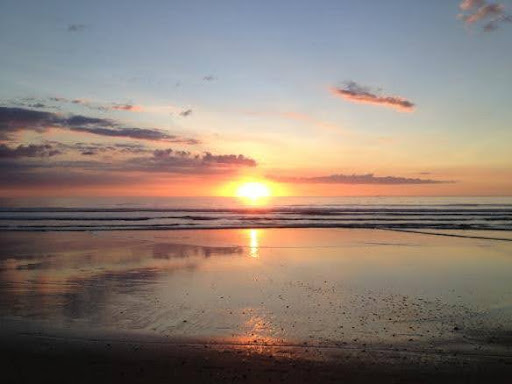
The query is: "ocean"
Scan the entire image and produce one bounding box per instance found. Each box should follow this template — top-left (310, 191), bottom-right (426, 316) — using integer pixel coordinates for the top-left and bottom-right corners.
top-left (1, 196), bottom-right (511, 232)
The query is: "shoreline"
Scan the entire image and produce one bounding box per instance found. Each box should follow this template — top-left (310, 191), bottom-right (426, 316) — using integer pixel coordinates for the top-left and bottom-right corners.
top-left (1, 227), bottom-right (512, 243)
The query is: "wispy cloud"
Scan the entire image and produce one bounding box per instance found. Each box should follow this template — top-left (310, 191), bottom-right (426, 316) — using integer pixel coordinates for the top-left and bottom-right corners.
top-left (67, 24), bottom-right (87, 32)
top-left (111, 104), bottom-right (143, 112)
top-left (48, 142), bottom-right (151, 156)
top-left (459, 0), bottom-right (512, 31)
top-left (50, 97), bottom-right (144, 112)
top-left (269, 173), bottom-right (453, 185)
top-left (0, 144), bottom-right (61, 158)
top-left (0, 107), bottom-right (198, 143)
top-left (179, 109), bottom-right (193, 117)
top-left (68, 126), bottom-right (198, 143)
top-left (330, 82), bottom-right (415, 112)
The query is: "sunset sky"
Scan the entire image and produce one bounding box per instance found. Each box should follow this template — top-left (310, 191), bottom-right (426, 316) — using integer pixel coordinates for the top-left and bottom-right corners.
top-left (1, 0), bottom-right (511, 197)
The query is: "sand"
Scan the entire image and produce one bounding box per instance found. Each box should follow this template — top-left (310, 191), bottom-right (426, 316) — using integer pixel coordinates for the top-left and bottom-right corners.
top-left (1, 228), bottom-right (512, 382)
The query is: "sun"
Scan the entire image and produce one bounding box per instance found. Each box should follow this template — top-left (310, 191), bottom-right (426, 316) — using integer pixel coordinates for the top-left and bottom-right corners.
top-left (235, 182), bottom-right (271, 200)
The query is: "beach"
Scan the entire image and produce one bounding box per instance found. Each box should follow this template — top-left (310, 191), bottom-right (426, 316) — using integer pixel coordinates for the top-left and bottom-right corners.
top-left (2, 0), bottom-right (512, 381)
top-left (1, 228), bottom-right (512, 382)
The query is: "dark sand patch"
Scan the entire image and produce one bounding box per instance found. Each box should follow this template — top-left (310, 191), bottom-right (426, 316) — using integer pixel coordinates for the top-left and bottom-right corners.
top-left (2, 319), bottom-right (512, 384)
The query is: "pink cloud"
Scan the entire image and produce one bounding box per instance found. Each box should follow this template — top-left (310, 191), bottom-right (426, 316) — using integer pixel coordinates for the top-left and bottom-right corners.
top-left (460, 0), bottom-right (485, 11)
top-left (459, 0), bottom-right (511, 30)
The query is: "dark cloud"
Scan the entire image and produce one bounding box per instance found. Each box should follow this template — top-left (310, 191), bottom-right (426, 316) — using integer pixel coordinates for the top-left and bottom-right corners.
top-left (65, 115), bottom-right (116, 127)
top-left (269, 173), bottom-right (453, 185)
top-left (330, 82), bottom-right (415, 112)
top-left (49, 97), bottom-right (67, 102)
top-left (0, 144), bottom-right (258, 188)
top-left (0, 107), bottom-right (198, 143)
top-left (202, 152), bottom-right (257, 167)
top-left (69, 143), bottom-right (112, 156)
top-left (45, 97), bottom-right (143, 112)
top-left (68, 126), bottom-right (198, 143)
top-left (41, 141), bottom-right (151, 157)
top-left (0, 144), bottom-right (62, 158)
top-left (113, 143), bottom-right (150, 154)
top-left (179, 109), bottom-right (193, 117)
top-left (67, 24), bottom-right (86, 32)
top-left (0, 107), bottom-right (56, 139)
top-left (459, 0), bottom-right (511, 31)
top-left (483, 14), bottom-right (512, 31)
top-left (29, 103), bottom-right (47, 108)
top-left (0, 99), bottom-right (59, 111)
top-left (127, 148), bottom-right (257, 173)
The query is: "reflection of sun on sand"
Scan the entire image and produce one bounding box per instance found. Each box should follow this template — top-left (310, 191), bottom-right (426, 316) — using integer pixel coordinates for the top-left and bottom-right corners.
top-left (235, 311), bottom-right (280, 346)
top-left (248, 229), bottom-right (260, 258)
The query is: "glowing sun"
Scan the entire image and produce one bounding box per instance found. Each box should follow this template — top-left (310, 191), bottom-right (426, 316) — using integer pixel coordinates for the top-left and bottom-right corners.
top-left (235, 182), bottom-right (271, 200)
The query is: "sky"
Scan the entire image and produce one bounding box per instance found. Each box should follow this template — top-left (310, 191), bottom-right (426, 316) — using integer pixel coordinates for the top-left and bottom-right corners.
top-left (1, 0), bottom-right (511, 197)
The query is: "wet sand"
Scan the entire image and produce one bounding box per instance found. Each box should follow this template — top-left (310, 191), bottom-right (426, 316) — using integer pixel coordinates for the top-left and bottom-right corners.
top-left (1, 228), bottom-right (512, 382)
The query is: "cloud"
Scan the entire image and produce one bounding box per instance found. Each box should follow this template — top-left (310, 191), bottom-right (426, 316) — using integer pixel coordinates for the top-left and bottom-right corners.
top-left (67, 24), bottom-right (86, 32)
top-left (330, 82), bottom-right (415, 112)
top-left (269, 173), bottom-right (453, 185)
top-left (460, 0), bottom-right (486, 10)
top-left (0, 97), bottom-right (60, 111)
top-left (29, 103), bottom-right (46, 108)
top-left (65, 114), bottom-right (116, 127)
top-left (0, 107), bottom-right (198, 143)
top-left (0, 143), bottom-right (258, 188)
top-left (68, 126), bottom-right (199, 144)
top-left (0, 144), bottom-right (62, 158)
top-left (202, 152), bottom-right (257, 166)
top-left (127, 148), bottom-right (257, 173)
top-left (465, 3), bottom-right (504, 23)
top-left (40, 141), bottom-right (151, 156)
top-left (111, 104), bottom-right (143, 112)
top-left (46, 97), bottom-right (144, 112)
top-left (459, 0), bottom-right (512, 30)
